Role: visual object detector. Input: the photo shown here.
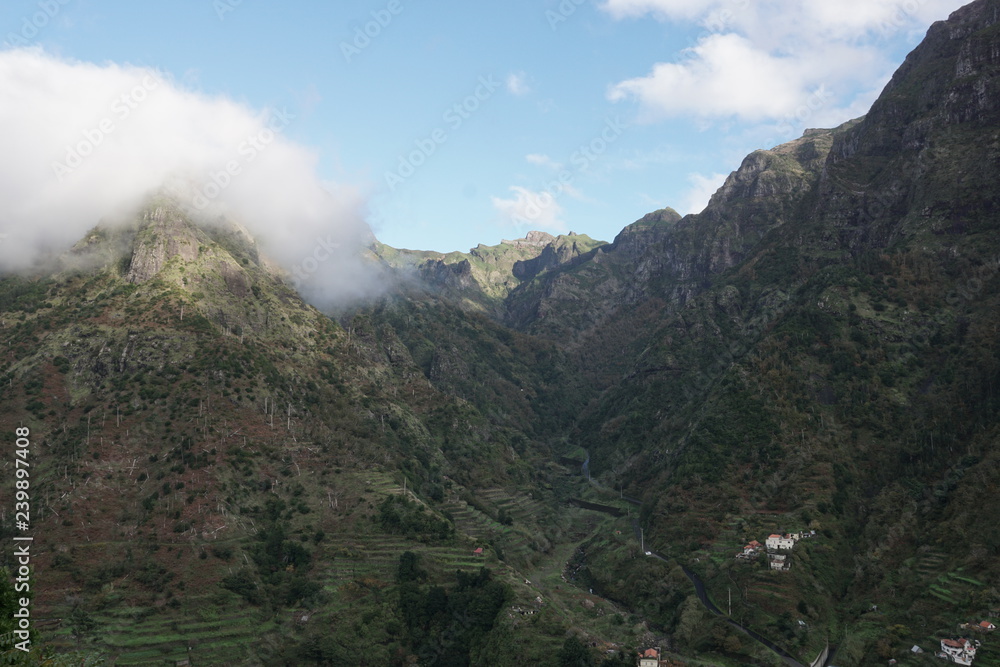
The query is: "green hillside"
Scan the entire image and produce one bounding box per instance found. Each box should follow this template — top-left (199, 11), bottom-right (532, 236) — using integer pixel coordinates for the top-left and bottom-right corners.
top-left (3, 1), bottom-right (1000, 665)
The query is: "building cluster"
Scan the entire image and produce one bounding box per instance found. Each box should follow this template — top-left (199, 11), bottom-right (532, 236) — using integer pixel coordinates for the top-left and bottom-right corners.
top-left (931, 623), bottom-right (994, 665)
top-left (960, 621), bottom-right (997, 633)
top-left (507, 605), bottom-right (537, 619)
top-left (734, 540), bottom-right (763, 561)
top-left (937, 637), bottom-right (980, 665)
top-left (734, 530), bottom-right (815, 571)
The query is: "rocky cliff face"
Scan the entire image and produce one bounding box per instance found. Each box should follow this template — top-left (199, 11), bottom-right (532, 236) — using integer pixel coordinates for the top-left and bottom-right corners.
top-left (499, 127), bottom-right (837, 345)
top-left (495, 0), bottom-right (1000, 353)
top-left (816, 0), bottom-right (1000, 251)
top-left (125, 205), bottom-right (203, 283)
top-left (550, 3), bottom-right (1000, 653)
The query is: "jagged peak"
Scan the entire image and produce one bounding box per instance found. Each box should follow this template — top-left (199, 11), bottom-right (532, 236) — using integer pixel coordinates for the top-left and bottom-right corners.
top-left (627, 208), bottom-right (682, 228)
top-left (500, 231), bottom-right (557, 247)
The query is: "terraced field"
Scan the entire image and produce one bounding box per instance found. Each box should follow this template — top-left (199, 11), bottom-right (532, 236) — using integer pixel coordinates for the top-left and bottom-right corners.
top-left (44, 596), bottom-right (274, 665)
top-left (912, 551), bottom-right (985, 607)
top-left (321, 532), bottom-right (489, 589)
top-left (437, 488), bottom-right (556, 565)
top-left (477, 487), bottom-right (551, 526)
top-left (978, 640), bottom-right (1000, 667)
top-left (33, 469), bottom-right (605, 664)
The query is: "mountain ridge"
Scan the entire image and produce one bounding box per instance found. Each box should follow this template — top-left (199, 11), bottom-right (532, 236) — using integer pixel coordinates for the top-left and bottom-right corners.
top-left (3, 1), bottom-right (1000, 664)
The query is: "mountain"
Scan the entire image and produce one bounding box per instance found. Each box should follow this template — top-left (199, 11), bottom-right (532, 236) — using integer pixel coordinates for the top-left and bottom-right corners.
top-left (3, 1), bottom-right (1000, 665)
top-left (361, 0), bottom-right (1000, 663)
top-left (372, 230), bottom-right (606, 317)
top-left (1, 198), bottom-right (581, 664)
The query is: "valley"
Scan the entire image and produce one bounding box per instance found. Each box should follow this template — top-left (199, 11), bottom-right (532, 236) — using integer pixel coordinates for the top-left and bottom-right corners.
top-left (3, 1), bottom-right (1000, 664)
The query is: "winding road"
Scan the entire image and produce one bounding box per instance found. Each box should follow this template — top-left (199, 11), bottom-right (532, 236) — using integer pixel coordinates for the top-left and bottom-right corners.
top-left (573, 449), bottom-right (815, 666)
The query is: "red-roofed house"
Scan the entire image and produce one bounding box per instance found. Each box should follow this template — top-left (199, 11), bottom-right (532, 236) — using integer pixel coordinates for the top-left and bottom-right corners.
top-left (473, 547), bottom-right (484, 557)
top-left (637, 648), bottom-right (659, 667)
top-left (940, 638), bottom-right (977, 665)
top-left (979, 620), bottom-right (996, 631)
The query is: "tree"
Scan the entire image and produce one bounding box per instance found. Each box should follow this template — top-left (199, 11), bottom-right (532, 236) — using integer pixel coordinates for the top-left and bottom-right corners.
top-left (558, 635), bottom-right (593, 666)
top-left (397, 551), bottom-right (426, 584)
top-left (675, 595), bottom-right (708, 647)
top-left (68, 604), bottom-right (96, 645)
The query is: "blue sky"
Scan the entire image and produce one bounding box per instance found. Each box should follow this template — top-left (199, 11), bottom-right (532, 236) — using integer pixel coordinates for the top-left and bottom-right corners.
top-left (1, 0), bottom-right (971, 253)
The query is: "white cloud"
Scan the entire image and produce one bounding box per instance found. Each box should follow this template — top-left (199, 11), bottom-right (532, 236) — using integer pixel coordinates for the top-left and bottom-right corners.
top-left (0, 48), bottom-right (378, 307)
top-left (799, 0), bottom-right (967, 39)
top-left (609, 33), bottom-right (810, 121)
top-left (682, 172), bottom-right (728, 214)
top-left (491, 186), bottom-right (566, 232)
top-left (602, 0), bottom-right (965, 30)
top-left (601, 0), bottom-right (717, 20)
top-left (526, 153), bottom-right (560, 169)
top-left (506, 72), bottom-right (531, 96)
top-left (602, 0), bottom-right (969, 125)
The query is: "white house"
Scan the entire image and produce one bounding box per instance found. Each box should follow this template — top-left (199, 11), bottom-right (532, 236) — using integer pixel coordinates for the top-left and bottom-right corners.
top-left (978, 621), bottom-right (996, 632)
top-left (940, 638), bottom-right (977, 665)
top-left (766, 534), bottom-right (795, 551)
top-left (769, 555), bottom-right (789, 571)
top-left (637, 648), bottom-right (660, 667)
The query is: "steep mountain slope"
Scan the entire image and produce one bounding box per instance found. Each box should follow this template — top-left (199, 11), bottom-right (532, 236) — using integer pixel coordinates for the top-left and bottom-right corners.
top-left (373, 231), bottom-right (606, 317)
top-left (3, 1), bottom-right (1000, 665)
top-left (0, 200), bottom-right (610, 665)
top-left (359, 1), bottom-right (1000, 663)
top-left (508, 1), bottom-right (1000, 663)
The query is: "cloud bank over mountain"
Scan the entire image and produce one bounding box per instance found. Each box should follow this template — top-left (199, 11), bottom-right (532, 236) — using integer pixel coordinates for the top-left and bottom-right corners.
top-left (0, 48), bottom-right (378, 307)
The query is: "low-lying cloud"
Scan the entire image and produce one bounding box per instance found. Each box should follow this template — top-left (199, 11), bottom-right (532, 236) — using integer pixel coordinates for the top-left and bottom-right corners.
top-left (0, 48), bottom-right (379, 308)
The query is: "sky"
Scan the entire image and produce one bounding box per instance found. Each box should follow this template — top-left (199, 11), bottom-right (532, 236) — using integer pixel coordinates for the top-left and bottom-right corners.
top-left (0, 0), bottom-right (972, 262)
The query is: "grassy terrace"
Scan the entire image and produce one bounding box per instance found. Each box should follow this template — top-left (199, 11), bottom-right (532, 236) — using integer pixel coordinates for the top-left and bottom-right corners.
top-left (43, 595), bottom-right (273, 665)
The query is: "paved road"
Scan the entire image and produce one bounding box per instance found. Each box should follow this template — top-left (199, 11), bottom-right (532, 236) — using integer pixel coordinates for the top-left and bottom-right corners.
top-left (578, 453), bottom-right (816, 667)
top-left (680, 565), bottom-right (806, 667)
top-left (628, 519), bottom-right (807, 667)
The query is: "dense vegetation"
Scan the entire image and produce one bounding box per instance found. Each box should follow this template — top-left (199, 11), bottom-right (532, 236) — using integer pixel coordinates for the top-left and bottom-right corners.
top-left (4, 2), bottom-right (1000, 664)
